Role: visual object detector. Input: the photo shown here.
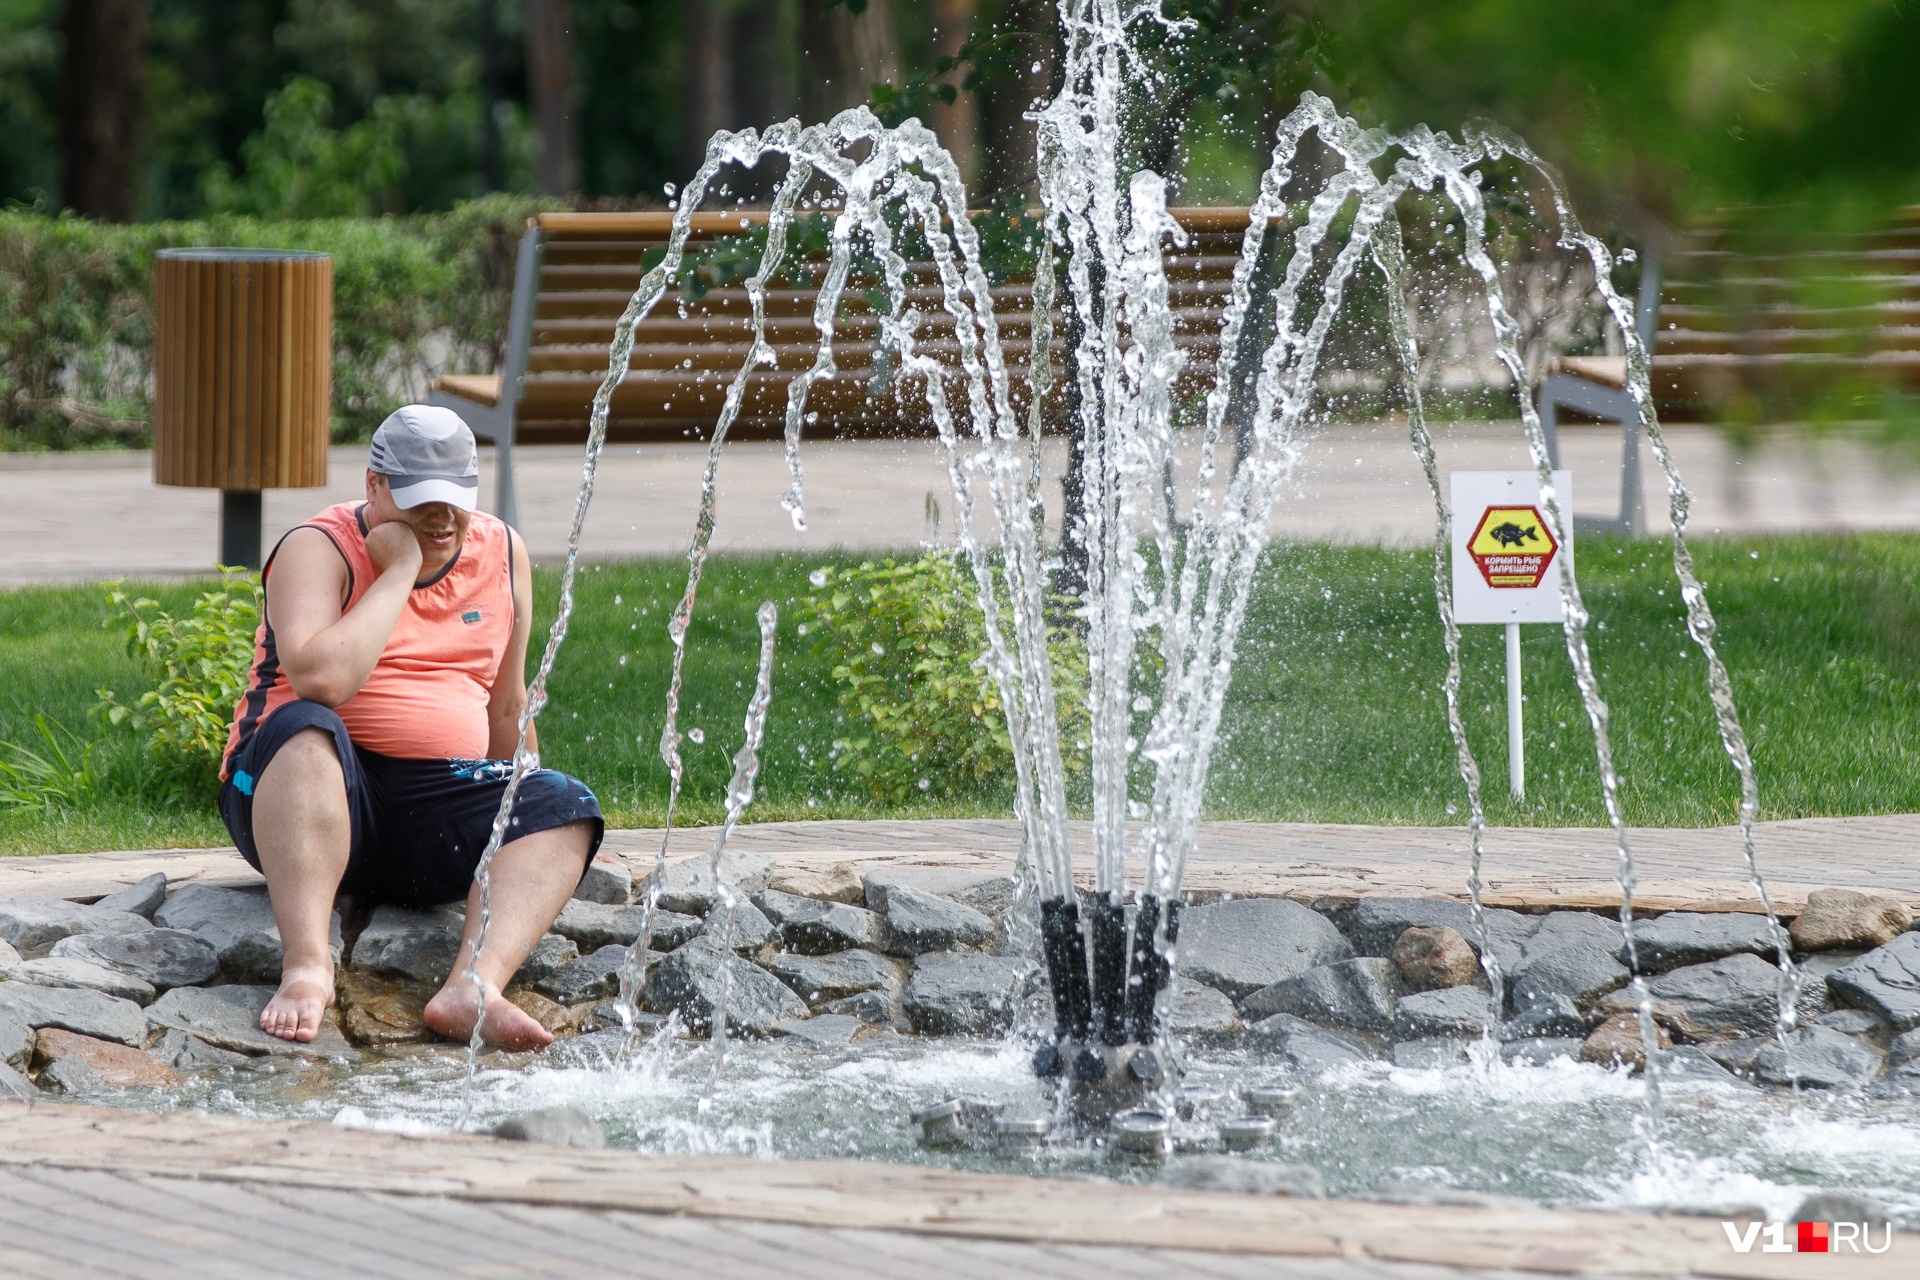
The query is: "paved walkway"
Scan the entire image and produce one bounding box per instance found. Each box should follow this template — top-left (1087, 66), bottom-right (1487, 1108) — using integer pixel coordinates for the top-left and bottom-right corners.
top-left (7, 423), bottom-right (1919, 583)
top-left (7, 814), bottom-right (1919, 915)
top-left (0, 1102), bottom-right (1893, 1278)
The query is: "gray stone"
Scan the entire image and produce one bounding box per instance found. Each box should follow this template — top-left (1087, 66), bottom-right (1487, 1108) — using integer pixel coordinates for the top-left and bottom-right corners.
top-left (350, 905), bottom-right (464, 985)
top-left (755, 889), bottom-right (882, 955)
top-left (1752, 1027), bottom-right (1884, 1089)
top-left (0, 982), bottom-right (147, 1046)
top-left (1500, 995), bottom-right (1588, 1040)
top-left (1245, 1012), bottom-right (1380, 1072)
top-left (492, 1106), bottom-right (606, 1148)
top-left (513, 933), bottom-right (579, 986)
top-left (1500, 1038), bottom-right (1582, 1065)
top-left (1700, 1037), bottom-right (1771, 1076)
top-left (49, 928), bottom-right (218, 990)
top-left (553, 899), bottom-right (697, 952)
top-left (643, 938), bottom-right (808, 1036)
top-left (534, 943), bottom-right (646, 1005)
top-left (1159, 1157), bottom-right (1325, 1198)
top-left (1394, 1038), bottom-right (1470, 1068)
top-left (154, 884), bottom-right (340, 982)
top-left (1175, 898), bottom-right (1352, 1001)
top-left (772, 1014), bottom-right (864, 1047)
top-left (0, 897), bottom-right (151, 956)
top-left (900, 953), bottom-right (1037, 1036)
top-left (862, 869), bottom-right (1014, 917)
top-left (643, 851), bottom-right (777, 916)
top-left (1890, 1026), bottom-right (1920, 1066)
top-left (1336, 897), bottom-right (1537, 968)
top-left (1514, 912), bottom-right (1623, 974)
top-left (1162, 977), bottom-right (1242, 1044)
top-left (94, 873), bottom-right (169, 919)
top-left (1609, 954), bottom-right (1786, 1043)
top-left (1511, 944), bottom-right (1628, 1014)
top-left (880, 885), bottom-right (993, 956)
top-left (767, 950), bottom-right (903, 1009)
top-left (37, 1053), bottom-right (104, 1096)
top-left (1870, 1061), bottom-right (1920, 1097)
top-left (151, 1029), bottom-right (253, 1071)
top-left (1789, 950), bottom-right (1859, 1020)
top-left (144, 985), bottom-right (357, 1059)
top-left (572, 859), bottom-right (633, 906)
top-left (4, 957), bottom-right (155, 1006)
top-left (0, 1008), bottom-right (31, 1069)
top-left (702, 899), bottom-right (775, 952)
top-left (1826, 933), bottom-right (1920, 1032)
top-left (1393, 986), bottom-right (1495, 1041)
top-left (1241, 958), bottom-right (1401, 1032)
top-left (576, 1008), bottom-right (668, 1039)
top-left (1652, 1045), bottom-right (1747, 1084)
top-left (825, 990), bottom-right (897, 1025)
top-left (0, 938), bottom-right (18, 970)
top-left (0, 1061), bottom-right (32, 1100)
top-left (1793, 1192), bottom-right (1891, 1229)
top-left (1620, 912), bottom-right (1781, 972)
top-left (1812, 1008), bottom-right (1884, 1038)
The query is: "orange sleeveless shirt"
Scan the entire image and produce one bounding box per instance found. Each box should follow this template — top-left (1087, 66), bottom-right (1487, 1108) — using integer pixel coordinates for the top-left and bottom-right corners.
top-left (223, 503), bottom-right (516, 776)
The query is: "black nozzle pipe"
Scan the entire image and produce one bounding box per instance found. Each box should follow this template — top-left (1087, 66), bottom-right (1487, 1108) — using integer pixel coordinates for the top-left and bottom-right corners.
top-left (1039, 896), bottom-right (1093, 1041)
top-left (1089, 892), bottom-right (1130, 1046)
top-left (1123, 896), bottom-right (1181, 1044)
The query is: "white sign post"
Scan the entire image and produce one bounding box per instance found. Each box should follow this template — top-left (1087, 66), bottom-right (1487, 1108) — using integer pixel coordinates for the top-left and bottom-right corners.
top-left (1449, 470), bottom-right (1573, 800)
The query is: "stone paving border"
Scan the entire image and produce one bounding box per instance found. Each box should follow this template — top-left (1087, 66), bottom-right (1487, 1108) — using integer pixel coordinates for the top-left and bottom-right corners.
top-left (0, 1102), bottom-right (1901, 1278)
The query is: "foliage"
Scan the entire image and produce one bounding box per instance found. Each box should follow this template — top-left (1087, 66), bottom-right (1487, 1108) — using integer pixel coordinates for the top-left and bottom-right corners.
top-left (97, 568), bottom-right (262, 798)
top-left (199, 76), bottom-right (408, 219)
top-left (0, 195), bottom-right (555, 448)
top-left (0, 714), bottom-right (103, 809)
top-left (798, 552), bottom-right (1088, 803)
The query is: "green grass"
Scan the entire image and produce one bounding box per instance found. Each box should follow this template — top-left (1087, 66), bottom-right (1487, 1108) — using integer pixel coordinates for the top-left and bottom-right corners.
top-left (5, 534), bottom-right (1920, 855)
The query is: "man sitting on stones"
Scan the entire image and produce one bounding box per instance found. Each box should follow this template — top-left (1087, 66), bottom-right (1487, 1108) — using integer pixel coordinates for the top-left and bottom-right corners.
top-left (218, 405), bottom-right (602, 1048)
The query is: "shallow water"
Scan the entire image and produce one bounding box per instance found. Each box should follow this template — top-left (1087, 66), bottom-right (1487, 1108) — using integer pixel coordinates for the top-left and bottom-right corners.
top-left (111, 1030), bottom-right (1920, 1225)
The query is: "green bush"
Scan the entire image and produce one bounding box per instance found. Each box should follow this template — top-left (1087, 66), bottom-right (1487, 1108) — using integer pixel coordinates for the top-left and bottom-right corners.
top-left (97, 568), bottom-right (262, 799)
top-left (0, 195), bottom-right (557, 449)
top-left (799, 552), bottom-right (1088, 803)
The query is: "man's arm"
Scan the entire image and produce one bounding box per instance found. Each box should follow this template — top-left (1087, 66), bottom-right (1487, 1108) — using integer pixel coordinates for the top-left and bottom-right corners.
top-left (486, 527), bottom-right (539, 761)
top-left (271, 523), bottom-right (423, 707)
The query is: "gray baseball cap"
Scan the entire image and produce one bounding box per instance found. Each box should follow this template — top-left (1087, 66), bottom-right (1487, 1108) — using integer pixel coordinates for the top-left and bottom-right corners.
top-left (369, 405), bottom-right (479, 511)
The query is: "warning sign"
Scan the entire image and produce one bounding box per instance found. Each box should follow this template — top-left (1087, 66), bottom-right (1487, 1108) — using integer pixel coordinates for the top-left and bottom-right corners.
top-left (1466, 506), bottom-right (1558, 589)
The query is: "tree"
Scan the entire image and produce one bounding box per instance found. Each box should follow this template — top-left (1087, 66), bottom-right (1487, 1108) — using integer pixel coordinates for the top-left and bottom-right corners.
top-left (680, 0), bottom-right (796, 188)
top-left (526, 0), bottom-right (579, 195)
top-left (59, 0), bottom-right (145, 219)
top-left (802, 0), bottom-right (901, 123)
top-left (928, 0), bottom-right (980, 187)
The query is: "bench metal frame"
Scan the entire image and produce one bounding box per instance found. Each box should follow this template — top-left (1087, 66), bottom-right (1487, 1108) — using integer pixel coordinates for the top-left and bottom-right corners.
top-left (1536, 253), bottom-right (1662, 536)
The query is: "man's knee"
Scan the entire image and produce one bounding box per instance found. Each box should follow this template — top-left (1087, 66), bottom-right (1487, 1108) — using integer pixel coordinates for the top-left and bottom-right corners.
top-left (259, 728), bottom-right (346, 798)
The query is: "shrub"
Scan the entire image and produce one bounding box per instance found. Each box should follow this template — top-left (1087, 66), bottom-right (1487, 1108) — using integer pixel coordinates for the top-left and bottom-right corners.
top-left (0, 715), bottom-right (103, 809)
top-left (799, 552), bottom-right (1087, 803)
top-left (97, 568), bottom-right (262, 798)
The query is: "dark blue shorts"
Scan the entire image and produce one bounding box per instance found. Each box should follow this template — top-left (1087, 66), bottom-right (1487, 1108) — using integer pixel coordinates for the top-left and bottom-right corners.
top-left (219, 699), bottom-right (604, 909)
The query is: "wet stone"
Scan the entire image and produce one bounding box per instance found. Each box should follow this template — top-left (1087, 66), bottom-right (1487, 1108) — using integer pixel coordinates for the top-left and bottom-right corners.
top-left (513, 933), bottom-right (579, 986)
top-left (1701, 1036), bottom-right (1771, 1077)
top-left (643, 938), bottom-right (808, 1036)
top-left (154, 884), bottom-right (340, 983)
top-left (1161, 977), bottom-right (1242, 1044)
top-left (4, 957), bottom-right (154, 1006)
top-left (49, 928), bottom-right (218, 991)
top-left (825, 990), bottom-right (897, 1025)
top-left (1501, 1037), bottom-right (1582, 1066)
top-left (1600, 953), bottom-right (1785, 1043)
top-left (535, 943), bottom-right (647, 1005)
top-left (1790, 889), bottom-right (1913, 953)
top-left (150, 1029), bottom-right (254, 1071)
top-left (553, 900), bottom-right (696, 952)
top-left (773, 1014), bottom-right (864, 1047)
top-left (863, 869), bottom-right (1015, 917)
top-left (93, 872), bottom-right (169, 919)
top-left (1826, 933), bottom-right (1920, 1032)
top-left (1794, 1192), bottom-right (1892, 1229)
top-left (1241, 958), bottom-right (1401, 1032)
top-left (1500, 995), bottom-right (1588, 1040)
top-left (1812, 1008), bottom-right (1884, 1038)
top-left (572, 858), bottom-right (633, 906)
top-left (0, 1008), bottom-right (32, 1070)
top-left (1335, 897), bottom-right (1536, 969)
top-left (879, 885), bottom-right (993, 956)
top-left (1394, 1038), bottom-right (1470, 1068)
top-left (1245, 1012), bottom-right (1380, 1073)
top-left (33, 1028), bottom-right (178, 1089)
top-left (145, 984), bottom-right (358, 1058)
top-left (1513, 912), bottom-right (1623, 974)
top-left (0, 1061), bottom-right (30, 1100)
top-left (0, 896), bottom-right (151, 957)
top-left (0, 938), bottom-right (18, 970)
top-left (1393, 985), bottom-right (1494, 1041)
top-left (767, 949), bottom-right (903, 1009)
top-left (1580, 1014), bottom-right (1668, 1070)
top-left (702, 898), bottom-right (775, 952)
top-left (1175, 898), bottom-right (1352, 1001)
top-left (336, 970), bottom-right (434, 1047)
top-left (1510, 944), bottom-right (1628, 1014)
top-left (1651, 1045), bottom-right (1747, 1085)
top-left (348, 905), bottom-right (464, 985)
top-left (900, 953), bottom-right (1037, 1036)
top-left (755, 889), bottom-right (882, 955)
top-left (1159, 1156), bottom-right (1325, 1198)
top-left (766, 863), bottom-right (864, 905)
top-left (1620, 912), bottom-right (1780, 972)
top-left (1889, 1026), bottom-right (1920, 1066)
top-left (493, 1106), bottom-right (606, 1148)
top-left (0, 981), bottom-right (147, 1046)
top-left (1753, 1026), bottom-right (1884, 1089)
top-left (644, 851), bottom-right (776, 916)
top-left (506, 988), bottom-right (593, 1037)
top-left (1391, 926), bottom-right (1479, 991)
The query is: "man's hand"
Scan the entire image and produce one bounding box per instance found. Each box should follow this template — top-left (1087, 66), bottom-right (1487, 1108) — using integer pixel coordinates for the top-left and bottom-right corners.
top-left (365, 518), bottom-right (424, 579)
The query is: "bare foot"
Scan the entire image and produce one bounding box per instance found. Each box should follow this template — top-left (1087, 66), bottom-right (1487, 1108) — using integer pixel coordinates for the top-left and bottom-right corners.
top-left (261, 965), bottom-right (335, 1042)
top-left (423, 979), bottom-right (554, 1051)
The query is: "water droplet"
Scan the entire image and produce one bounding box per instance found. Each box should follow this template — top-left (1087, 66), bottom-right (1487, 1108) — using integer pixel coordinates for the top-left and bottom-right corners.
top-left (809, 569), bottom-right (828, 588)
top-left (619, 654), bottom-right (629, 666)
top-left (689, 728), bottom-right (706, 744)
top-left (917, 778), bottom-right (931, 792)
top-left (663, 182), bottom-right (676, 196)
top-left (1131, 695), bottom-right (1152, 713)
top-left (871, 643), bottom-right (885, 656)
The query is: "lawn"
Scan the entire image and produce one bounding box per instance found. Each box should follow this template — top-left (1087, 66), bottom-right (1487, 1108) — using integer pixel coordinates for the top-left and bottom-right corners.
top-left (4, 533), bottom-right (1918, 855)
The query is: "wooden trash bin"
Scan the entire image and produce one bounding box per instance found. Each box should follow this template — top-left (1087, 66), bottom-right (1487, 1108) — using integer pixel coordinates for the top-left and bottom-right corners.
top-left (153, 248), bottom-right (332, 568)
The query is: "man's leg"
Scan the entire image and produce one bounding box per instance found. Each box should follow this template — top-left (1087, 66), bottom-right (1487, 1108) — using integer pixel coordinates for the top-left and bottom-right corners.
top-left (251, 728), bottom-right (352, 1042)
top-left (423, 819), bottom-right (595, 1051)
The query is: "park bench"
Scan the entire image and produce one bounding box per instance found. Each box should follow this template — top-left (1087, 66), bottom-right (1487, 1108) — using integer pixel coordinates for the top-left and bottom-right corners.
top-left (1539, 206), bottom-right (1920, 531)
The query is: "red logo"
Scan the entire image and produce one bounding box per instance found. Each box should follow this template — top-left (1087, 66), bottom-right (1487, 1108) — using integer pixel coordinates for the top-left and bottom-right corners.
top-left (1465, 505), bottom-right (1559, 590)
top-left (1799, 1221), bottom-right (1829, 1253)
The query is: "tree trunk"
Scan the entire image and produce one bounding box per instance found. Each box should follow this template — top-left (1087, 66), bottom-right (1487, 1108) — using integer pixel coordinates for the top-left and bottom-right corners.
top-left (978, 0), bottom-right (1053, 199)
top-left (799, 0), bottom-right (900, 121)
top-left (682, 0), bottom-right (794, 199)
top-left (60, 0), bottom-right (146, 221)
top-left (525, 0), bottom-right (580, 196)
top-left (929, 0), bottom-right (979, 189)
top-left (681, 0), bottom-right (733, 179)
top-left (478, 0), bottom-right (503, 191)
